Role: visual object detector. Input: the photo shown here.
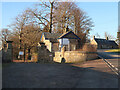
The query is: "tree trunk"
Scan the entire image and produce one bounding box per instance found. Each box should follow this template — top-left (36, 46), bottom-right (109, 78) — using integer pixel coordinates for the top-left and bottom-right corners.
top-left (49, 2), bottom-right (54, 33)
top-left (24, 44), bottom-right (26, 61)
top-left (19, 33), bottom-right (22, 50)
top-left (28, 48), bottom-right (31, 60)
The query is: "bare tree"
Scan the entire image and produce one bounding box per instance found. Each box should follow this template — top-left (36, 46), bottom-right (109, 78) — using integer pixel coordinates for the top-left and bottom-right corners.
top-left (1, 29), bottom-right (11, 41)
top-left (53, 2), bottom-right (93, 44)
top-left (9, 10), bottom-right (42, 59)
top-left (9, 23), bottom-right (42, 59)
top-left (95, 33), bottom-right (100, 38)
top-left (49, 1), bottom-right (54, 33)
top-left (9, 33), bottom-right (20, 59)
top-left (8, 1), bottom-right (94, 54)
top-left (27, 1), bottom-right (93, 43)
top-left (104, 32), bottom-right (115, 40)
top-left (0, 29), bottom-right (11, 47)
top-left (53, 2), bottom-right (75, 33)
top-left (9, 10), bottom-right (30, 50)
top-left (22, 24), bottom-right (42, 55)
top-left (27, 0), bottom-right (57, 33)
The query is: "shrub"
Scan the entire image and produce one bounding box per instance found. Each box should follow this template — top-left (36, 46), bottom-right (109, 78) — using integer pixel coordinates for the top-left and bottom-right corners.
top-left (82, 43), bottom-right (97, 52)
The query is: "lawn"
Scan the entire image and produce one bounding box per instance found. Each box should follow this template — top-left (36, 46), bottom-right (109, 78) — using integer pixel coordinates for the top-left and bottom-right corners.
top-left (105, 49), bottom-right (120, 53)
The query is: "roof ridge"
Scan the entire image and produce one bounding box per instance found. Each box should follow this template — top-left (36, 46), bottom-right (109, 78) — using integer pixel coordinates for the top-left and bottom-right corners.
top-left (59, 31), bottom-right (70, 38)
top-left (95, 38), bottom-right (114, 41)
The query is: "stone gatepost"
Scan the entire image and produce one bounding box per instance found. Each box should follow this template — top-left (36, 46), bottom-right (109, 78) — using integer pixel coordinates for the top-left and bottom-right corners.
top-left (6, 41), bottom-right (13, 62)
top-left (61, 46), bottom-right (65, 58)
top-left (38, 42), bottom-right (54, 63)
top-left (61, 46), bottom-right (66, 63)
top-left (38, 42), bottom-right (47, 62)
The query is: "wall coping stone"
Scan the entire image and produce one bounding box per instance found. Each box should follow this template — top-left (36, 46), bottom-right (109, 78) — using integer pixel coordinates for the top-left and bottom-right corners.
top-left (65, 51), bottom-right (97, 54)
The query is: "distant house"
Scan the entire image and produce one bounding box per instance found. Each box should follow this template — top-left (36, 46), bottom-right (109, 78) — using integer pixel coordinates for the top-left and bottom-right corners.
top-left (40, 28), bottom-right (81, 52)
top-left (117, 32), bottom-right (120, 45)
top-left (91, 36), bottom-right (118, 49)
top-left (40, 32), bottom-right (62, 52)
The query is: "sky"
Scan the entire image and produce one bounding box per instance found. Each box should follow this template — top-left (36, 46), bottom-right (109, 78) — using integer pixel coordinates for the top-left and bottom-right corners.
top-left (0, 1), bottom-right (119, 39)
top-left (76, 2), bottom-right (118, 39)
top-left (119, 1), bottom-right (120, 32)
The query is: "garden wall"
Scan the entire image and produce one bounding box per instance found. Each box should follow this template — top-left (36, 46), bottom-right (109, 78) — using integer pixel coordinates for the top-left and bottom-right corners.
top-left (53, 51), bottom-right (98, 63)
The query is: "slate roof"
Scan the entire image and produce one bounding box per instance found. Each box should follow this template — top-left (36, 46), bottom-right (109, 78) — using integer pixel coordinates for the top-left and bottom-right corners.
top-left (42, 31), bottom-right (80, 43)
top-left (59, 31), bottom-right (81, 39)
top-left (94, 38), bottom-right (118, 46)
top-left (44, 32), bottom-right (62, 39)
top-left (43, 32), bottom-right (62, 43)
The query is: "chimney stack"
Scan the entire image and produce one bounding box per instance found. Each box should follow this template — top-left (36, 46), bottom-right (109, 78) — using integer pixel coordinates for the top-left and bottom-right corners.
top-left (106, 37), bottom-right (109, 40)
top-left (93, 36), bottom-right (95, 39)
top-left (64, 26), bottom-right (69, 33)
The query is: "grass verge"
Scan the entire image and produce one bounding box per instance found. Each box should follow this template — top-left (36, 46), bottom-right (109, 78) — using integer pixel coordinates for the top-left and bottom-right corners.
top-left (105, 49), bottom-right (120, 53)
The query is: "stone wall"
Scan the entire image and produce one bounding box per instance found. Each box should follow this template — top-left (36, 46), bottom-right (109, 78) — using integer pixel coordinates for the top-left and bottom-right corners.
top-left (54, 51), bottom-right (98, 63)
top-left (38, 42), bottom-right (98, 63)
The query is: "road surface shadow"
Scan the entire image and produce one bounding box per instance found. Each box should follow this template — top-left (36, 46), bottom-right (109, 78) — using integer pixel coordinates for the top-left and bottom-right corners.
top-left (2, 61), bottom-right (118, 88)
top-left (98, 52), bottom-right (120, 59)
top-left (105, 52), bottom-right (120, 56)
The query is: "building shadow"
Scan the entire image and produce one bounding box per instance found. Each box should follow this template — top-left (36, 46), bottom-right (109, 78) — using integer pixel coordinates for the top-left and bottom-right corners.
top-left (98, 52), bottom-right (120, 59)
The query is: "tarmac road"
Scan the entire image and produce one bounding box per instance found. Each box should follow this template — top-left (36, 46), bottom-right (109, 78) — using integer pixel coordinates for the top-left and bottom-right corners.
top-left (2, 59), bottom-right (118, 88)
top-left (97, 49), bottom-right (119, 74)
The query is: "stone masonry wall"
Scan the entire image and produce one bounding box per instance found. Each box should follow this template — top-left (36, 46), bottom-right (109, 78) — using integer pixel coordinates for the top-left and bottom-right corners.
top-left (54, 51), bottom-right (98, 63)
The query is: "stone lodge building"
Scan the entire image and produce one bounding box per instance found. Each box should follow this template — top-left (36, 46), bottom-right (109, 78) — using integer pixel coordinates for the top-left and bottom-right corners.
top-left (40, 29), bottom-right (81, 52)
top-left (38, 29), bottom-right (98, 63)
top-left (91, 36), bottom-right (118, 49)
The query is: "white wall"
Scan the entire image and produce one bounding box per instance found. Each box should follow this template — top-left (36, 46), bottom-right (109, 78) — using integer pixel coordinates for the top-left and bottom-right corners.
top-left (58, 38), bottom-right (69, 45)
top-left (58, 38), bottom-right (69, 50)
top-left (44, 40), bottom-right (52, 52)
